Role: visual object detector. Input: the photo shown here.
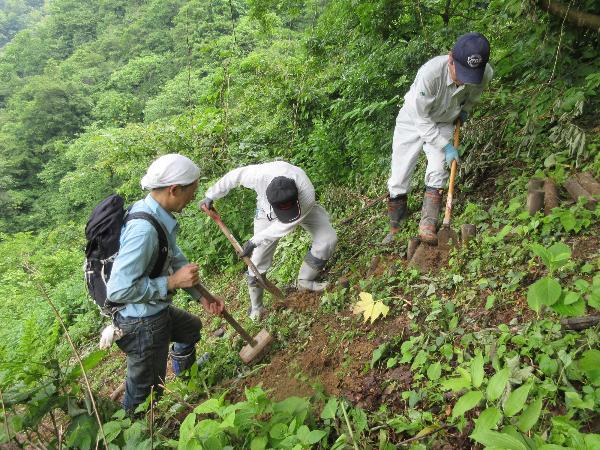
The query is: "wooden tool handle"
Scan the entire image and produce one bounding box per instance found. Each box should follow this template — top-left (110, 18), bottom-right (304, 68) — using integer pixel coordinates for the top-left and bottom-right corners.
top-left (192, 283), bottom-right (256, 346)
top-left (443, 121), bottom-right (461, 226)
top-left (201, 204), bottom-right (284, 299)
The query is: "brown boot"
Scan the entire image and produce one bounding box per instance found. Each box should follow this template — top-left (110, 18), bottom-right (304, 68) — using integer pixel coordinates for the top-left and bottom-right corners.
top-left (418, 187), bottom-right (442, 244)
top-left (382, 194), bottom-right (408, 244)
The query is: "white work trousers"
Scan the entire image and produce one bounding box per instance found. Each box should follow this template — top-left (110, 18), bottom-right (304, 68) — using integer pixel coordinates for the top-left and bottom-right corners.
top-left (249, 204), bottom-right (337, 276)
top-left (387, 112), bottom-right (455, 197)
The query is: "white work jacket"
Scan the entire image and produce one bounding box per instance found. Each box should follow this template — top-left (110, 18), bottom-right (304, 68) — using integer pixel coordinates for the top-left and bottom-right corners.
top-left (205, 161), bottom-right (316, 246)
top-left (399, 55), bottom-right (493, 150)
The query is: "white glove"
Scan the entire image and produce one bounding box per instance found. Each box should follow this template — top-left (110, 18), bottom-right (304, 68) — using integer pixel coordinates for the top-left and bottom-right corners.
top-left (99, 324), bottom-right (124, 349)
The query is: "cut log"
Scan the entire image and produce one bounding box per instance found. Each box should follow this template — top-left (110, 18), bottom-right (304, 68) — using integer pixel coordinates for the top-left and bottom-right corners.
top-left (461, 224), bottom-right (476, 245)
top-left (575, 172), bottom-right (600, 196)
top-left (407, 237), bottom-right (420, 260)
top-left (560, 315), bottom-right (600, 331)
top-left (543, 178), bottom-right (560, 215)
top-left (527, 189), bottom-right (544, 216)
top-left (564, 177), bottom-right (597, 210)
top-left (527, 177), bottom-right (544, 191)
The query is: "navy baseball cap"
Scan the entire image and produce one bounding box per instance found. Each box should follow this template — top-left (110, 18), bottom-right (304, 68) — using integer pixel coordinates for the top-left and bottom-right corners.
top-left (266, 176), bottom-right (301, 223)
top-left (452, 32), bottom-right (490, 84)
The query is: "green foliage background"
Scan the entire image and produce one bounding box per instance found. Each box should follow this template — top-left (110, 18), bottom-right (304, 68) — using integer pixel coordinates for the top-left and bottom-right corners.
top-left (0, 0), bottom-right (599, 447)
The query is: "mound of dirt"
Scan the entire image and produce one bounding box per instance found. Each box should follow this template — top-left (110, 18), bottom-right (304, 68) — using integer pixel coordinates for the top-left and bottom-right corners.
top-left (273, 290), bottom-right (321, 312)
top-left (409, 243), bottom-right (450, 272)
top-left (230, 313), bottom-right (410, 411)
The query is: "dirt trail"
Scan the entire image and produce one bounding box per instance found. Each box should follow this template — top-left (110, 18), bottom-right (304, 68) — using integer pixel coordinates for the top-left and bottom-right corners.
top-left (232, 290), bottom-right (411, 412)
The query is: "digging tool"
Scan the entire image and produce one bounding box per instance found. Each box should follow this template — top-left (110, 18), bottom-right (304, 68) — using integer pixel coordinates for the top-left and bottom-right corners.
top-left (200, 204), bottom-right (284, 300)
top-left (437, 121), bottom-right (461, 247)
top-left (189, 284), bottom-right (274, 364)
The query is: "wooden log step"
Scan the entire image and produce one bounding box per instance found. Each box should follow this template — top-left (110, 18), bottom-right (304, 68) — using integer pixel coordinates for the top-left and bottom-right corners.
top-left (564, 177), bottom-right (597, 210)
top-left (543, 178), bottom-right (560, 215)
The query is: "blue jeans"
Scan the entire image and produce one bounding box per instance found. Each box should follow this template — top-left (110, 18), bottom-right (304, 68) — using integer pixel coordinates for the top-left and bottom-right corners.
top-left (115, 306), bottom-right (201, 412)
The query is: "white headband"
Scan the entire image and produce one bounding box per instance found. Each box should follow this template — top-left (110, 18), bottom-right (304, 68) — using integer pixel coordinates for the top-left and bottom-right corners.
top-left (140, 154), bottom-right (200, 190)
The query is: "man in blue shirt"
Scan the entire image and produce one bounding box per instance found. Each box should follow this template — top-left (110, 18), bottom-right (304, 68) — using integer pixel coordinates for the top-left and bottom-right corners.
top-left (107, 153), bottom-right (223, 413)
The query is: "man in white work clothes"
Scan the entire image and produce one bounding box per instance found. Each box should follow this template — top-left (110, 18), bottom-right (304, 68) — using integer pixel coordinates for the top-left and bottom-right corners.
top-left (201, 161), bottom-right (337, 320)
top-left (383, 32), bottom-right (493, 244)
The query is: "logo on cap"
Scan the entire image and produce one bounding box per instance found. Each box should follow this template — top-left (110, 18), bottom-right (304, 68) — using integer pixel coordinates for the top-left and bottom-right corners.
top-left (467, 54), bottom-right (483, 68)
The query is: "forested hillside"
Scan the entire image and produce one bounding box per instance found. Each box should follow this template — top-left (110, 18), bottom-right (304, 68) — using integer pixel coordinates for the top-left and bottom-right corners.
top-left (1, 0), bottom-right (599, 448)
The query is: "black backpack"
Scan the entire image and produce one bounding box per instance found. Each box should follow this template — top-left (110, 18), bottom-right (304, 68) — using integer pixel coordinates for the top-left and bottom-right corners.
top-left (84, 194), bottom-right (168, 316)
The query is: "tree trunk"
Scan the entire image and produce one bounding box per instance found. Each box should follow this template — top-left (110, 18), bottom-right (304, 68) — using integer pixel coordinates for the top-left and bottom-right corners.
top-left (537, 0), bottom-right (600, 31)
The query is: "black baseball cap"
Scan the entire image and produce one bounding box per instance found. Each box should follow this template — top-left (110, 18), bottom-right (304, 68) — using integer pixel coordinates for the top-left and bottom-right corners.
top-left (266, 176), bottom-right (301, 223)
top-left (452, 32), bottom-right (490, 84)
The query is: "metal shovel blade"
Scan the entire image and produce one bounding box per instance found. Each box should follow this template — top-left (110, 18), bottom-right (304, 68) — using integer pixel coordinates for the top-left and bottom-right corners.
top-left (437, 225), bottom-right (459, 247)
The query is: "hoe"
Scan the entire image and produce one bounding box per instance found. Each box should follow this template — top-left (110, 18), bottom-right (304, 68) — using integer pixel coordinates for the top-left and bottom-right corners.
top-left (189, 284), bottom-right (274, 364)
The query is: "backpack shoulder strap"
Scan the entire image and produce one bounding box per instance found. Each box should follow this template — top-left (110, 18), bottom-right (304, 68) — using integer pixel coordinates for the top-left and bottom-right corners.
top-left (125, 212), bottom-right (169, 278)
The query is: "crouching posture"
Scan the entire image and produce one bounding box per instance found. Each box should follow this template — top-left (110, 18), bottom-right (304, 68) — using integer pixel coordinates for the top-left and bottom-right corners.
top-left (201, 161), bottom-right (337, 320)
top-left (106, 154), bottom-right (223, 413)
top-left (384, 32), bottom-right (493, 244)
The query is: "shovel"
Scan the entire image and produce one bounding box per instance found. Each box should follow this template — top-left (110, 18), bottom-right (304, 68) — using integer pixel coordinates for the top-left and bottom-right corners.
top-left (437, 121), bottom-right (461, 247)
top-left (188, 284), bottom-right (274, 364)
top-left (200, 204), bottom-right (285, 300)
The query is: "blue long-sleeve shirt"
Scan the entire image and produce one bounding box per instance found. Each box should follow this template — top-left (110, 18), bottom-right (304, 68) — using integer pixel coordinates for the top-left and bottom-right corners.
top-left (106, 194), bottom-right (189, 317)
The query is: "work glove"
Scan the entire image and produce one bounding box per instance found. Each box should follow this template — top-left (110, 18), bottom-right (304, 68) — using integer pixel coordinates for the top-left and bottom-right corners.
top-left (240, 240), bottom-right (256, 258)
top-left (443, 143), bottom-right (459, 167)
top-left (459, 110), bottom-right (468, 124)
top-left (199, 197), bottom-right (214, 211)
top-left (99, 324), bottom-right (124, 349)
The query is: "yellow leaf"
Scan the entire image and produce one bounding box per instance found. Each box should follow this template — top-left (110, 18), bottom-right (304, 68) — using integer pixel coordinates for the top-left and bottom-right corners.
top-left (370, 301), bottom-right (390, 324)
top-left (352, 292), bottom-right (389, 324)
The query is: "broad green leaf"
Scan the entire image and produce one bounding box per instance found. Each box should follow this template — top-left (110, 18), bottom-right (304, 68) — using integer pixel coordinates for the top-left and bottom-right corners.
top-left (470, 429), bottom-right (527, 450)
top-left (270, 423), bottom-right (288, 440)
top-left (474, 407), bottom-right (502, 431)
top-left (527, 276), bottom-right (561, 312)
top-left (531, 243), bottom-right (552, 269)
top-left (66, 350), bottom-right (107, 381)
top-left (452, 390), bottom-right (483, 419)
top-left (250, 436), bottom-right (267, 450)
top-left (574, 279), bottom-right (590, 291)
top-left (487, 367), bottom-right (509, 401)
top-left (516, 397), bottom-right (543, 432)
top-left (194, 398), bottom-right (222, 414)
top-left (427, 362), bottom-right (441, 381)
top-left (306, 430), bottom-right (327, 445)
top-left (547, 242), bottom-right (571, 269)
top-left (565, 391), bottom-right (594, 409)
top-left (471, 353), bottom-right (485, 388)
top-left (296, 425), bottom-right (310, 444)
top-left (371, 343), bottom-right (387, 368)
top-left (538, 445), bottom-right (574, 450)
top-left (351, 408), bottom-right (368, 434)
top-left (551, 297), bottom-right (586, 317)
top-left (578, 349), bottom-right (600, 385)
top-left (178, 413), bottom-right (196, 447)
top-left (559, 212), bottom-right (576, 232)
top-left (584, 434), bottom-right (600, 449)
top-left (411, 350), bottom-right (427, 370)
top-left (102, 421), bottom-right (122, 443)
top-left (441, 377), bottom-right (471, 391)
top-left (588, 288), bottom-right (600, 310)
top-left (504, 383), bottom-right (532, 417)
top-left (320, 398), bottom-right (338, 420)
top-left (538, 354), bottom-right (558, 376)
top-left (563, 291), bottom-right (580, 305)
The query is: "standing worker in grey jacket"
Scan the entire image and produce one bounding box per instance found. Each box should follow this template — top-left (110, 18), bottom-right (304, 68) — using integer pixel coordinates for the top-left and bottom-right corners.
top-left (383, 32), bottom-right (493, 244)
top-left (201, 161), bottom-right (337, 320)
